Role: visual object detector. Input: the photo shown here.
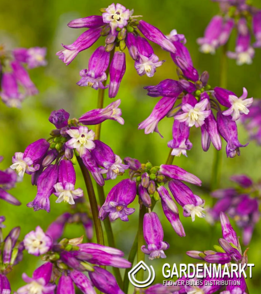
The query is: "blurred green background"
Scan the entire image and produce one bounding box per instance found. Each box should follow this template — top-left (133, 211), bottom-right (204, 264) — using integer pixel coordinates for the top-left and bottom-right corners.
top-left (0, 0), bottom-right (261, 292)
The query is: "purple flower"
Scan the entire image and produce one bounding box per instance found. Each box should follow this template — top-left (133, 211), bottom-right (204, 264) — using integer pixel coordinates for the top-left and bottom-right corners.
top-left (175, 98), bottom-right (211, 128)
top-left (170, 41), bottom-right (199, 81)
top-left (126, 32), bottom-right (138, 60)
top-left (158, 186), bottom-right (185, 237)
top-left (144, 79), bottom-right (183, 98)
top-left (214, 87), bottom-right (253, 121)
top-left (79, 99), bottom-right (124, 125)
top-left (56, 27), bottom-right (102, 65)
top-left (197, 16), bottom-right (224, 54)
top-left (168, 119), bottom-right (192, 156)
top-left (27, 165), bottom-right (58, 212)
top-left (227, 18), bottom-right (254, 65)
top-left (0, 274), bottom-right (11, 294)
top-left (217, 112), bottom-right (247, 158)
top-left (134, 36), bottom-right (164, 77)
top-left (142, 212), bottom-right (169, 260)
top-left (138, 20), bottom-right (176, 53)
top-left (102, 4), bottom-right (131, 35)
top-left (253, 11), bottom-right (261, 47)
top-left (17, 262), bottom-right (55, 294)
top-left (53, 160), bottom-right (83, 205)
top-left (0, 72), bottom-right (24, 108)
top-left (138, 96), bottom-right (177, 137)
top-left (66, 126), bottom-right (95, 157)
top-left (77, 46), bottom-right (110, 89)
top-left (24, 226), bottom-right (52, 256)
top-left (160, 164), bottom-right (202, 186)
top-left (69, 270), bottom-right (96, 294)
top-left (138, 184), bottom-right (151, 207)
top-left (99, 179), bottom-right (136, 222)
top-left (11, 61), bottom-right (38, 96)
top-left (89, 266), bottom-right (124, 294)
top-left (13, 47), bottom-right (47, 69)
top-left (220, 212), bottom-right (240, 249)
top-left (11, 139), bottom-right (50, 178)
top-left (124, 157), bottom-right (141, 170)
top-left (78, 243), bottom-right (131, 268)
top-left (49, 109), bottom-right (70, 129)
top-left (82, 151), bottom-right (105, 186)
top-left (168, 180), bottom-right (205, 221)
top-left (68, 15), bottom-right (104, 29)
top-left (57, 275), bottom-right (74, 294)
top-left (230, 174), bottom-right (253, 187)
top-left (109, 51), bottom-right (126, 98)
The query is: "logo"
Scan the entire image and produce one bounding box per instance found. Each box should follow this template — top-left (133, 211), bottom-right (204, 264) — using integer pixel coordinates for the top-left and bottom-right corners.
top-left (128, 261), bottom-right (155, 288)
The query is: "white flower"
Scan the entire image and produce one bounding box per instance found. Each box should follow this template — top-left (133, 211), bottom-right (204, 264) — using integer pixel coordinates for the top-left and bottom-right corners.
top-left (66, 126), bottom-right (95, 157)
top-left (102, 4), bottom-right (131, 35)
top-left (175, 99), bottom-right (211, 128)
top-left (222, 87), bottom-right (253, 121)
top-left (54, 182), bottom-right (83, 205)
top-left (10, 152), bottom-right (37, 178)
top-left (24, 226), bottom-right (52, 256)
top-left (184, 204), bottom-right (206, 222)
top-left (101, 99), bottom-right (124, 125)
top-left (104, 155), bottom-right (129, 180)
top-left (135, 54), bottom-right (164, 78)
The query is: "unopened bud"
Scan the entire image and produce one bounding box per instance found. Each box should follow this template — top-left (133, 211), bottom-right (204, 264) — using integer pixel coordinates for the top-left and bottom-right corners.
top-left (105, 43), bottom-right (115, 52)
top-left (49, 253), bottom-right (60, 261)
top-left (213, 245), bottom-right (225, 253)
top-left (141, 173), bottom-right (149, 188)
top-left (50, 129), bottom-right (61, 137)
top-left (127, 25), bottom-right (134, 32)
top-left (153, 191), bottom-right (160, 201)
top-left (118, 28), bottom-right (127, 40)
top-left (57, 261), bottom-right (69, 270)
top-left (42, 150), bottom-right (58, 167)
top-left (80, 261), bottom-right (94, 272)
top-left (106, 34), bottom-right (116, 44)
top-left (148, 181), bottom-right (156, 194)
top-left (68, 235), bottom-right (84, 246)
top-left (119, 40), bottom-right (126, 51)
top-left (65, 148), bottom-right (73, 160)
top-left (10, 248), bottom-right (18, 265)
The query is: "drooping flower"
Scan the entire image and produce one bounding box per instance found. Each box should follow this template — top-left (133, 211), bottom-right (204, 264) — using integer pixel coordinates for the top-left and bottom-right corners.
top-left (0, 45), bottom-right (46, 107)
top-left (209, 174), bottom-right (260, 245)
top-left (17, 262), bottom-right (56, 294)
top-left (141, 212), bottom-right (169, 259)
top-left (54, 160), bottom-right (83, 204)
top-left (57, 4), bottom-right (180, 96)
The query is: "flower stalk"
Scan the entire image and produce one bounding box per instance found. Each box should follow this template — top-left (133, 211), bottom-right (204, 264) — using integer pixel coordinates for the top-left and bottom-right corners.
top-left (211, 43), bottom-right (228, 191)
top-left (77, 156), bottom-right (104, 245)
top-left (136, 204), bottom-right (146, 281)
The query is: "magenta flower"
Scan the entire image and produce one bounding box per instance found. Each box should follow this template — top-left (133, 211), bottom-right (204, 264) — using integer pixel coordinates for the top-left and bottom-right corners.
top-left (54, 160), bottom-right (83, 205)
top-left (17, 262), bottom-right (56, 294)
top-left (142, 212), bottom-right (169, 260)
top-left (13, 47), bottom-right (47, 69)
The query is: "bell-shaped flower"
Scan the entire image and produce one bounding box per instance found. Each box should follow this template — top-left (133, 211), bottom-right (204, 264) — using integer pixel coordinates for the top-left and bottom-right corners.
top-left (141, 212), bottom-right (169, 260)
top-left (99, 179), bottom-right (136, 222)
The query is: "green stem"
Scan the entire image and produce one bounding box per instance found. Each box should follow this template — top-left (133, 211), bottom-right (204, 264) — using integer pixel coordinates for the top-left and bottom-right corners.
top-left (136, 204), bottom-right (146, 281)
top-left (96, 185), bottom-right (123, 288)
top-left (165, 148), bottom-right (175, 165)
top-left (211, 44), bottom-right (228, 191)
top-left (123, 232), bottom-right (138, 293)
top-left (77, 157), bottom-right (104, 245)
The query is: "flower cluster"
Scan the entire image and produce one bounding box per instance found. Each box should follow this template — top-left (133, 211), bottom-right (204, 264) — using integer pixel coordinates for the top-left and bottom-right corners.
top-left (0, 45), bottom-right (46, 107)
top-left (0, 219), bottom-right (24, 293)
top-left (19, 226), bottom-right (130, 294)
top-left (241, 99), bottom-right (261, 145)
top-left (198, 0), bottom-right (261, 65)
top-left (139, 38), bottom-right (252, 158)
top-left (57, 3), bottom-right (180, 97)
top-left (184, 212), bottom-right (248, 294)
top-left (99, 157), bottom-right (205, 259)
top-left (10, 100), bottom-right (127, 212)
top-left (0, 157), bottom-right (21, 206)
top-left (208, 174), bottom-right (260, 245)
